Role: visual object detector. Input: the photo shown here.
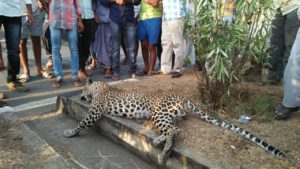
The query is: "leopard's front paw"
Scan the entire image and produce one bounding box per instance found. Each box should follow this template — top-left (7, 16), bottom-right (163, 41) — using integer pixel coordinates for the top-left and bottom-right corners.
top-left (63, 129), bottom-right (78, 138)
top-left (158, 153), bottom-right (166, 165)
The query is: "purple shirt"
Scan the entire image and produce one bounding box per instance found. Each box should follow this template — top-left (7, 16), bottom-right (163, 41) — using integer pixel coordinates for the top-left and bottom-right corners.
top-left (49, 0), bottom-right (82, 29)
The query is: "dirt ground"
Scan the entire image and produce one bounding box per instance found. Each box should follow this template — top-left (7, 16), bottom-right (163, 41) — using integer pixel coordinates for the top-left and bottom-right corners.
top-left (115, 68), bottom-right (300, 169)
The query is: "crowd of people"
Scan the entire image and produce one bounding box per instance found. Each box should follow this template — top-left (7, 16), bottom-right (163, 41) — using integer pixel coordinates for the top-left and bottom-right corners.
top-left (0, 0), bottom-right (300, 120)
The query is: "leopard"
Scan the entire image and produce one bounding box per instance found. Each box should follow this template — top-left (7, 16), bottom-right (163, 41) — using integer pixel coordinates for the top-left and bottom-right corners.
top-left (63, 79), bottom-right (285, 165)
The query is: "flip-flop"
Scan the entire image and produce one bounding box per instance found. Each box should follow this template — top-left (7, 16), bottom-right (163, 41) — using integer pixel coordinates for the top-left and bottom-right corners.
top-left (41, 71), bottom-right (53, 79)
top-left (18, 74), bottom-right (30, 83)
top-left (171, 72), bottom-right (182, 78)
top-left (148, 70), bottom-right (160, 76)
top-left (52, 77), bottom-right (63, 88)
top-left (136, 70), bottom-right (148, 76)
top-left (104, 69), bottom-right (112, 78)
top-left (112, 73), bottom-right (120, 81)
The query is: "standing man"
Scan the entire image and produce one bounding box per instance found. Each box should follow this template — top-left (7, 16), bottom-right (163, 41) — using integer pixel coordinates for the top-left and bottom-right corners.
top-left (137, 0), bottom-right (162, 76)
top-left (47, 0), bottom-right (84, 87)
top-left (160, 0), bottom-right (186, 78)
top-left (101, 0), bottom-right (140, 80)
top-left (78, 0), bottom-right (95, 80)
top-left (19, 0), bottom-right (53, 83)
top-left (274, 7), bottom-right (300, 120)
top-left (0, 0), bottom-right (34, 92)
top-left (263, 0), bottom-right (300, 85)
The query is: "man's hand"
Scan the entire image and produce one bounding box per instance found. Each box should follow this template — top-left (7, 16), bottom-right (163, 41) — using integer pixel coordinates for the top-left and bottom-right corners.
top-left (78, 18), bottom-right (84, 32)
top-left (115, 0), bottom-right (124, 5)
top-left (26, 4), bottom-right (35, 26)
top-left (95, 16), bottom-right (100, 24)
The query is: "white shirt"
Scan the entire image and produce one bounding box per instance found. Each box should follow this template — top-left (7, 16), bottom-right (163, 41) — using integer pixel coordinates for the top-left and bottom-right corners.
top-left (78, 0), bottom-right (94, 19)
top-left (0, 0), bottom-right (32, 17)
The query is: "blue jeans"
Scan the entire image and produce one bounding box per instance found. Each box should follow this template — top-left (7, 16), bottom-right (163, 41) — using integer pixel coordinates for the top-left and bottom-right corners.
top-left (0, 16), bottom-right (22, 83)
top-left (110, 20), bottom-right (136, 75)
top-left (50, 25), bottom-right (79, 78)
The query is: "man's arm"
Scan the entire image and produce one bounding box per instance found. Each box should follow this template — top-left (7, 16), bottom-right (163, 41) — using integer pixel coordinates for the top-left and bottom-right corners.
top-left (24, 0), bottom-right (34, 26)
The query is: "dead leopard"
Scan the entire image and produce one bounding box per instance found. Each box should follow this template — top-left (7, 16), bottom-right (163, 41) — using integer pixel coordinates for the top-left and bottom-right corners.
top-left (64, 79), bottom-right (285, 164)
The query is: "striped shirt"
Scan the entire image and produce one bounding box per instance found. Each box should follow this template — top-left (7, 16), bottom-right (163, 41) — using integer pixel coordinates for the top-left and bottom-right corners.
top-left (49, 0), bottom-right (82, 30)
top-left (0, 0), bottom-right (32, 17)
top-left (162, 0), bottom-right (186, 21)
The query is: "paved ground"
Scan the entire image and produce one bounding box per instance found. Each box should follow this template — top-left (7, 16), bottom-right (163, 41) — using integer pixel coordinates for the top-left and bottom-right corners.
top-left (0, 37), bottom-right (146, 107)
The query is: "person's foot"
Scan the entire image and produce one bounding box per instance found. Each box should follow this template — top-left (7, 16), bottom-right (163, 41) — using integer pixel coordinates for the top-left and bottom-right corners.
top-left (260, 79), bottom-right (281, 86)
top-left (78, 70), bottom-right (88, 80)
top-left (274, 104), bottom-right (299, 120)
top-left (104, 68), bottom-right (112, 78)
top-left (7, 81), bottom-right (29, 92)
top-left (121, 58), bottom-right (128, 65)
top-left (73, 77), bottom-right (81, 87)
top-left (112, 72), bottom-right (120, 81)
top-left (0, 92), bottom-right (5, 100)
top-left (52, 77), bottom-right (63, 88)
top-left (18, 73), bottom-right (30, 83)
top-left (45, 58), bottom-right (53, 70)
top-left (170, 71), bottom-right (182, 78)
top-left (39, 71), bottom-right (53, 79)
top-left (136, 70), bottom-right (148, 76)
top-left (131, 73), bottom-right (137, 79)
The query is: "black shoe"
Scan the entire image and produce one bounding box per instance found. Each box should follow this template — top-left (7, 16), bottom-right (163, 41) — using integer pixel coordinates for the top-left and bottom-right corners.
top-left (274, 104), bottom-right (299, 120)
top-left (260, 79), bottom-right (281, 86)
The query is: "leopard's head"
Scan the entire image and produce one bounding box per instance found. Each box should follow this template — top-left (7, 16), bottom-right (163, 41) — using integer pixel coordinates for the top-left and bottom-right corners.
top-left (80, 78), bottom-right (113, 103)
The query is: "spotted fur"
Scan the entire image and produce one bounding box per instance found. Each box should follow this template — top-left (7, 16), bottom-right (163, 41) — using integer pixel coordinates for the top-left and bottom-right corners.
top-left (64, 79), bottom-right (285, 164)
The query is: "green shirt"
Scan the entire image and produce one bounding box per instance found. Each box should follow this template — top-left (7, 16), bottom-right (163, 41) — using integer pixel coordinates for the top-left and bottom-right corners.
top-left (139, 0), bottom-right (162, 20)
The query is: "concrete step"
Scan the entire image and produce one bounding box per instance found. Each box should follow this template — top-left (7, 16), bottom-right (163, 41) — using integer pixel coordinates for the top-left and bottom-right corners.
top-left (14, 97), bottom-right (154, 169)
top-left (60, 94), bottom-right (228, 169)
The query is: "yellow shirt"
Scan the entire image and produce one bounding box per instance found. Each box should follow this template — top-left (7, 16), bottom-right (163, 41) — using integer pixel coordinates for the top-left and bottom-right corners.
top-left (273, 0), bottom-right (300, 15)
top-left (221, 0), bottom-right (236, 17)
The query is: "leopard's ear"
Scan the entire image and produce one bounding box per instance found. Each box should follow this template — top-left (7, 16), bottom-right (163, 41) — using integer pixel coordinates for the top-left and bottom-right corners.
top-left (86, 78), bottom-right (93, 85)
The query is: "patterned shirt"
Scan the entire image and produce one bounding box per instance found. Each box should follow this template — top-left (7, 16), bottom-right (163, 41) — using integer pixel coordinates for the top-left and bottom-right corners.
top-left (49, 0), bottom-right (82, 30)
top-left (0, 0), bottom-right (32, 17)
top-left (221, 0), bottom-right (235, 17)
top-left (139, 0), bottom-right (162, 20)
top-left (162, 0), bottom-right (186, 21)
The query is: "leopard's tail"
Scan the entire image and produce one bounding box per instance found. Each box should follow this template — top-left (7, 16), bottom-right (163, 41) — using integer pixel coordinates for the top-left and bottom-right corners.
top-left (184, 100), bottom-right (286, 159)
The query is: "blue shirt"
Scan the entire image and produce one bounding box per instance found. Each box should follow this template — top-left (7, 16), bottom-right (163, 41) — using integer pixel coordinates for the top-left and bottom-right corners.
top-left (100, 0), bottom-right (140, 24)
top-left (163, 0), bottom-right (186, 21)
top-left (79, 0), bottom-right (94, 19)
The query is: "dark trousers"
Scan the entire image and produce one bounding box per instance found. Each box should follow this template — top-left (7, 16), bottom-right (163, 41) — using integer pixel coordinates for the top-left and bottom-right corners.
top-left (0, 16), bottom-right (22, 83)
top-left (78, 18), bottom-right (95, 71)
top-left (268, 9), bottom-right (300, 81)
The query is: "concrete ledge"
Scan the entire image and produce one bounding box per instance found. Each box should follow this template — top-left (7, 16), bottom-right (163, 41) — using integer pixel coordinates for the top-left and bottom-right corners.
top-left (59, 95), bottom-right (232, 169)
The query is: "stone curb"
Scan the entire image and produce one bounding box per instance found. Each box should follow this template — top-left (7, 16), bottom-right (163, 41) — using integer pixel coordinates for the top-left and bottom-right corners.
top-left (58, 94), bottom-right (233, 169)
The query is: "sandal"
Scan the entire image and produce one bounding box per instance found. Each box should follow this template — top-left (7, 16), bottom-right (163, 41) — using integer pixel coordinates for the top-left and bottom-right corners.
top-left (73, 77), bottom-right (81, 87)
top-left (40, 71), bottom-right (53, 79)
top-left (136, 70), bottom-right (148, 76)
top-left (104, 68), bottom-right (112, 78)
top-left (18, 74), bottom-right (30, 83)
top-left (52, 77), bottom-right (63, 88)
top-left (45, 59), bottom-right (53, 70)
top-left (148, 70), bottom-right (160, 76)
top-left (171, 71), bottom-right (182, 78)
top-left (274, 104), bottom-right (299, 120)
top-left (112, 73), bottom-right (120, 81)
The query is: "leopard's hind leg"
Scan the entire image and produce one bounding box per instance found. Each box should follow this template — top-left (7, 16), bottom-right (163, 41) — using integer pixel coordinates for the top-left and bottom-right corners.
top-left (64, 107), bottom-right (103, 137)
top-left (153, 115), bottom-right (179, 164)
